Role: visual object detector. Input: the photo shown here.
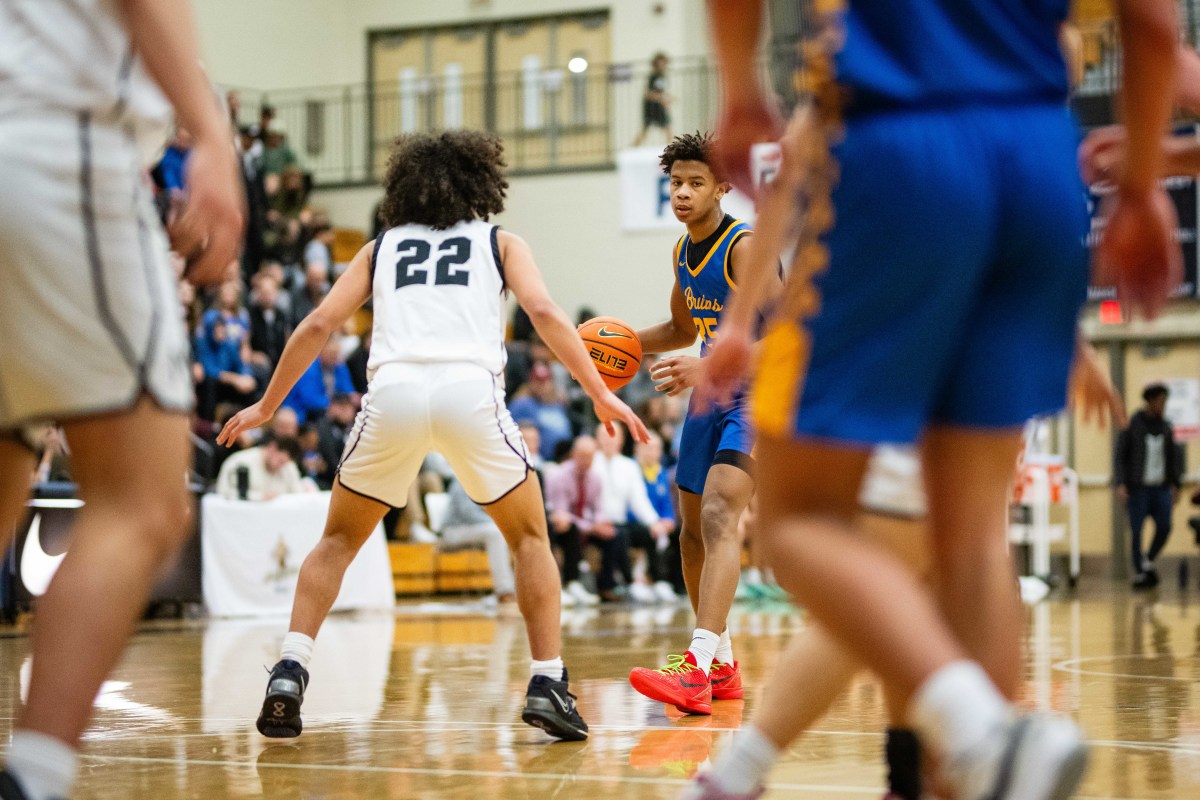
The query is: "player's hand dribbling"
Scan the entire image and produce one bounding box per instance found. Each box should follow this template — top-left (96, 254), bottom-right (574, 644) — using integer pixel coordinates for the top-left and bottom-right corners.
top-left (651, 356), bottom-right (702, 397)
top-left (172, 136), bottom-right (246, 287)
top-left (591, 390), bottom-right (651, 444)
top-left (216, 401), bottom-right (273, 447)
top-left (694, 319), bottom-right (753, 413)
top-left (1095, 186), bottom-right (1182, 319)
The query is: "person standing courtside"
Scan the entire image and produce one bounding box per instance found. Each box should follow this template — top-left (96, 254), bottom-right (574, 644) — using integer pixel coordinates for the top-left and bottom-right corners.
top-left (1116, 383), bottom-right (1183, 589)
top-left (0, 2), bottom-right (244, 798)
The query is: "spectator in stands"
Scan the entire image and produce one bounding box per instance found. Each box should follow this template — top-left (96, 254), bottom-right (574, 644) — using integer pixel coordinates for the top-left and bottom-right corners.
top-left (215, 433), bottom-right (309, 501)
top-left (345, 328), bottom-right (371, 395)
top-left (248, 273), bottom-right (290, 371)
top-left (315, 393), bottom-right (357, 488)
top-left (632, 52), bottom-right (671, 146)
top-left (510, 362), bottom-right (573, 462)
top-left (305, 221), bottom-right (335, 281)
top-left (298, 425), bottom-right (325, 484)
top-left (194, 280), bottom-right (257, 420)
top-left (593, 422), bottom-right (674, 602)
top-left (1116, 383), bottom-right (1183, 589)
top-left (635, 431), bottom-right (680, 601)
top-left (270, 407), bottom-right (301, 439)
top-left (158, 126), bottom-right (192, 193)
top-left (282, 340), bottom-right (356, 423)
top-left (226, 90), bottom-right (242, 128)
top-left (545, 435), bottom-right (605, 607)
top-left (441, 478), bottom-right (517, 607)
top-left (291, 260), bottom-right (330, 328)
top-left (262, 122), bottom-right (298, 177)
top-left (238, 125), bottom-right (268, 282)
top-left (518, 421), bottom-right (545, 475)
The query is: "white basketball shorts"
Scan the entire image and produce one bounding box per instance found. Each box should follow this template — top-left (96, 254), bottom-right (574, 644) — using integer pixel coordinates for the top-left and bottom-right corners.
top-left (0, 108), bottom-right (191, 431)
top-left (336, 362), bottom-right (533, 507)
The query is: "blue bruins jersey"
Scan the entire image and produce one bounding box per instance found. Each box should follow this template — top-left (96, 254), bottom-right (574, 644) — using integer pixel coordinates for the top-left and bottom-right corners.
top-left (835, 0), bottom-right (1071, 112)
top-left (675, 216), bottom-right (751, 357)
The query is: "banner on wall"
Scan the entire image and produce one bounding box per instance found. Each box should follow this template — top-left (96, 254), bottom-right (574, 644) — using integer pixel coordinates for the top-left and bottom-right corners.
top-left (1163, 377), bottom-right (1200, 440)
top-left (618, 147), bottom-right (757, 231)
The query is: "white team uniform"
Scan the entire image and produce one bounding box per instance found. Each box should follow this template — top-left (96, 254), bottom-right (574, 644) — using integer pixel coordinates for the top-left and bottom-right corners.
top-left (0, 0), bottom-right (190, 431)
top-left (336, 220), bottom-right (532, 507)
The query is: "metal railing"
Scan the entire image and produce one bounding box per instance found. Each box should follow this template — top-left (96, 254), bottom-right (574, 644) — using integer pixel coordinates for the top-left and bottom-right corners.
top-left (230, 9), bottom-right (1200, 189)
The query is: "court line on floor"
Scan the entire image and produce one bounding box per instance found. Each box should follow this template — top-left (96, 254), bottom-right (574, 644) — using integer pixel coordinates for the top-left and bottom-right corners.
top-left (1052, 655), bottom-right (1198, 682)
top-left (74, 719), bottom-right (1200, 755)
top-left (79, 754), bottom-right (884, 795)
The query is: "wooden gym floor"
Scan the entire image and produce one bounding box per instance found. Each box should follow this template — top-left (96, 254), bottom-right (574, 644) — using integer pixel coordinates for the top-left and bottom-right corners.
top-left (0, 589), bottom-right (1196, 798)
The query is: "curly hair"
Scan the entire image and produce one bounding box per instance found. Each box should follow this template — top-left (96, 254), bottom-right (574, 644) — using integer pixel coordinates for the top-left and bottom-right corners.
top-left (659, 131), bottom-right (717, 176)
top-left (379, 130), bottom-right (508, 230)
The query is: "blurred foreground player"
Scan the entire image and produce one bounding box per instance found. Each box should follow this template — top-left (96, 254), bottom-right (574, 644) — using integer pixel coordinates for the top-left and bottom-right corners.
top-left (220, 130), bottom-right (648, 743)
top-left (692, 0), bottom-right (1181, 798)
top-left (0, 2), bottom-right (244, 799)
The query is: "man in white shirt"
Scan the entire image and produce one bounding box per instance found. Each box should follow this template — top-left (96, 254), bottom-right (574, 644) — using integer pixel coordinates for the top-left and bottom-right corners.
top-left (592, 423), bottom-right (675, 602)
top-left (215, 435), bottom-right (309, 501)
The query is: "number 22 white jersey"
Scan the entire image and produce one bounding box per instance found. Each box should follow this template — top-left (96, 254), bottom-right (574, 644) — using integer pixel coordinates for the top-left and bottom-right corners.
top-left (367, 220), bottom-right (508, 376)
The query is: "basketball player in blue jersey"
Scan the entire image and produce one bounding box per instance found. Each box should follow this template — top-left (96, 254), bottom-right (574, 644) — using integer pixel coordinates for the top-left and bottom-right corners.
top-left (683, 1), bottom-right (1182, 799)
top-left (627, 133), bottom-right (778, 715)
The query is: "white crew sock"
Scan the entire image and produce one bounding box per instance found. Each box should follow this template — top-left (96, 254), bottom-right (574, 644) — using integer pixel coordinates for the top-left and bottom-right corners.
top-left (714, 629), bottom-right (734, 665)
top-left (707, 724), bottom-right (780, 794)
top-left (908, 660), bottom-right (1011, 764)
top-left (280, 631), bottom-right (316, 669)
top-left (531, 657), bottom-right (564, 681)
top-left (745, 567), bottom-right (763, 584)
top-left (687, 628), bottom-right (721, 674)
top-left (6, 730), bottom-right (78, 800)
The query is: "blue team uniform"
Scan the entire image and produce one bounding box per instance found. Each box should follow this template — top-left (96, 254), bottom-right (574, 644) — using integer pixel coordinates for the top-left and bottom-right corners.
top-left (675, 215), bottom-right (754, 495)
top-left (755, 0), bottom-right (1088, 445)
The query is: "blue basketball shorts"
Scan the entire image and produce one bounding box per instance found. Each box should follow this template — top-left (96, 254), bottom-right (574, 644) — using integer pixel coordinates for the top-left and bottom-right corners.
top-left (753, 102), bottom-right (1089, 445)
top-left (676, 396), bottom-right (754, 495)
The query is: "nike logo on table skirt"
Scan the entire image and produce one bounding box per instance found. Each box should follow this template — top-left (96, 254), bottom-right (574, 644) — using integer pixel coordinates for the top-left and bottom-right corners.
top-left (596, 327), bottom-right (631, 339)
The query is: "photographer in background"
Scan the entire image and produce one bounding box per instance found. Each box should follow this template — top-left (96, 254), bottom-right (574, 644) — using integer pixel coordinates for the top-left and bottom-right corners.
top-left (215, 433), bottom-right (309, 501)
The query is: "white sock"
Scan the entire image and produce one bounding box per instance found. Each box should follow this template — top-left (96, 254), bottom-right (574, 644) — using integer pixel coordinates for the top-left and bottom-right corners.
top-left (6, 730), bottom-right (78, 800)
top-left (909, 660), bottom-right (1011, 763)
top-left (708, 724), bottom-right (780, 794)
top-left (714, 629), bottom-right (734, 665)
top-left (745, 567), bottom-right (763, 584)
top-left (688, 628), bottom-right (721, 674)
top-left (531, 657), bottom-right (564, 681)
top-left (280, 631), bottom-right (315, 669)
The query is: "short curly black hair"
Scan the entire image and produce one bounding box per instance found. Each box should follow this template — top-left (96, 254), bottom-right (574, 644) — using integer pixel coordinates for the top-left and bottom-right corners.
top-left (659, 131), bottom-right (717, 177)
top-left (379, 130), bottom-right (508, 230)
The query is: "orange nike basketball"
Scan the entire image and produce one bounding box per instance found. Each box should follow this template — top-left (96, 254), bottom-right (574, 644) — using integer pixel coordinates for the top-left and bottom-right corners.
top-left (577, 317), bottom-right (642, 390)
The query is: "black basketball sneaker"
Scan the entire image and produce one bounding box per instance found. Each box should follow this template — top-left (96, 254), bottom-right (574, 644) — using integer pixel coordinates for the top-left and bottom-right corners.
top-left (0, 769), bottom-right (63, 800)
top-left (256, 659), bottom-right (309, 738)
top-left (521, 668), bottom-right (588, 742)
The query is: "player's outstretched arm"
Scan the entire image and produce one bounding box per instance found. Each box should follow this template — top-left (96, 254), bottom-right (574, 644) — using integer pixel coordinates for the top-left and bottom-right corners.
top-left (1096, 0), bottom-right (1182, 318)
top-left (117, 0), bottom-right (244, 286)
top-left (706, 0), bottom-right (782, 195)
top-left (217, 243), bottom-right (374, 446)
top-left (500, 231), bottom-right (650, 443)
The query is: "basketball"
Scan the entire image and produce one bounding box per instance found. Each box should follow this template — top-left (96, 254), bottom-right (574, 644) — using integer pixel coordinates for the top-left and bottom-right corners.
top-left (577, 316), bottom-right (642, 390)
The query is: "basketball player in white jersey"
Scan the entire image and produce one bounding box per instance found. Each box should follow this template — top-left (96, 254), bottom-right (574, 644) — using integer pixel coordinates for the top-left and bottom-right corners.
top-left (218, 130), bottom-right (649, 742)
top-left (0, 2), bottom-right (243, 799)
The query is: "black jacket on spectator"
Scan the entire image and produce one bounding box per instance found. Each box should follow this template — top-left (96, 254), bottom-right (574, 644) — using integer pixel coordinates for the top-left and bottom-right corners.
top-left (1115, 410), bottom-right (1183, 489)
top-left (316, 416), bottom-right (352, 488)
top-left (249, 305), bottom-right (289, 368)
top-left (346, 341), bottom-right (370, 395)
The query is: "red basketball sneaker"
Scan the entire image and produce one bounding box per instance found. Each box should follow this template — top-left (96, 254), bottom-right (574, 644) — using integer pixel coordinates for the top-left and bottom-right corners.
top-left (629, 652), bottom-right (712, 715)
top-left (709, 661), bottom-right (744, 701)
